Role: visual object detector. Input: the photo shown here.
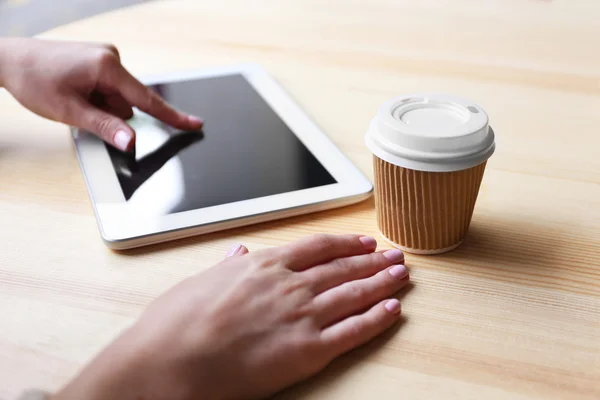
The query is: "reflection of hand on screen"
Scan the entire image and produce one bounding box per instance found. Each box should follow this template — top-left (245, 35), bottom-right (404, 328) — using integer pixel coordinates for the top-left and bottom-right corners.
top-left (108, 130), bottom-right (203, 200)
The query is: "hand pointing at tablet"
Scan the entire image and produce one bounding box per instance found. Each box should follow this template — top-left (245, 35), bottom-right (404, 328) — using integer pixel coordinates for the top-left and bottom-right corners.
top-left (0, 38), bottom-right (203, 151)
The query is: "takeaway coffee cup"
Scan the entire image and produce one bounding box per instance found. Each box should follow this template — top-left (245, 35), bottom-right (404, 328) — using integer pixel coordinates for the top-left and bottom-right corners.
top-left (365, 94), bottom-right (496, 254)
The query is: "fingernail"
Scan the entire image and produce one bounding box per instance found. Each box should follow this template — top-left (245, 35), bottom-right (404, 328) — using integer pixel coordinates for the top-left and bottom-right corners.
top-left (385, 299), bottom-right (401, 314)
top-left (389, 264), bottom-right (408, 279)
top-left (383, 249), bottom-right (404, 263)
top-left (359, 236), bottom-right (377, 251)
top-left (188, 115), bottom-right (204, 126)
top-left (226, 244), bottom-right (242, 258)
top-left (114, 130), bottom-right (133, 151)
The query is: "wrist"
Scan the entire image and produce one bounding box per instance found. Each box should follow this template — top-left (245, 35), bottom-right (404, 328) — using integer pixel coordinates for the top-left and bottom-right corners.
top-left (51, 329), bottom-right (146, 400)
top-left (0, 38), bottom-right (28, 90)
top-left (52, 323), bottom-right (200, 400)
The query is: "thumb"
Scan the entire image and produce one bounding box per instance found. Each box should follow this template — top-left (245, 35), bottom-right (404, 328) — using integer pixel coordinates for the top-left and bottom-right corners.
top-left (70, 97), bottom-right (135, 151)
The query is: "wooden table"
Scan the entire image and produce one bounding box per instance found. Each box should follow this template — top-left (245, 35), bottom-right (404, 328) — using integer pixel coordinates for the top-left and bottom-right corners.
top-left (1, 1), bottom-right (599, 398)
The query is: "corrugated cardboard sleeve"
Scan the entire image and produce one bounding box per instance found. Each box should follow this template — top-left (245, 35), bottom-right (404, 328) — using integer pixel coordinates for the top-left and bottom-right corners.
top-left (373, 156), bottom-right (487, 255)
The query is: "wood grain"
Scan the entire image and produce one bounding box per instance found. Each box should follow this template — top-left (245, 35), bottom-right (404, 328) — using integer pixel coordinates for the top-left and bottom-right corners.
top-left (0, 0), bottom-right (599, 399)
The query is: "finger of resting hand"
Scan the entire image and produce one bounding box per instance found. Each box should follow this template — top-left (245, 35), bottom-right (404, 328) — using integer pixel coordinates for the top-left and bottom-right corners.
top-left (320, 299), bottom-right (401, 357)
top-left (313, 265), bottom-right (409, 327)
top-left (275, 234), bottom-right (378, 272)
top-left (303, 251), bottom-right (396, 295)
top-left (112, 66), bottom-right (202, 130)
top-left (225, 244), bottom-right (250, 258)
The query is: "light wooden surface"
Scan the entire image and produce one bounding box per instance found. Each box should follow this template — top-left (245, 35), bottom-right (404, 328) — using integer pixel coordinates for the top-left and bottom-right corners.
top-left (1, 0), bottom-right (599, 398)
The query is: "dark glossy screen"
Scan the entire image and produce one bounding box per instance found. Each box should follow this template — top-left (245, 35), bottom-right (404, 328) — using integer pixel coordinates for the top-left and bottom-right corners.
top-left (105, 74), bottom-right (336, 215)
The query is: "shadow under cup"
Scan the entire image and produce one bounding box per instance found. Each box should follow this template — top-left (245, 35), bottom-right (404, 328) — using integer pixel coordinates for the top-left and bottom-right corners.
top-left (373, 156), bottom-right (487, 255)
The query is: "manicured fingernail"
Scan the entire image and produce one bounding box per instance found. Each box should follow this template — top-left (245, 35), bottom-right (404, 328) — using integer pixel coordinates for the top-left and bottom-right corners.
top-left (226, 244), bottom-right (242, 258)
top-left (114, 130), bottom-right (133, 151)
top-left (383, 249), bottom-right (404, 263)
top-left (188, 115), bottom-right (204, 126)
top-left (385, 299), bottom-right (401, 314)
top-left (359, 236), bottom-right (377, 251)
top-left (389, 264), bottom-right (408, 279)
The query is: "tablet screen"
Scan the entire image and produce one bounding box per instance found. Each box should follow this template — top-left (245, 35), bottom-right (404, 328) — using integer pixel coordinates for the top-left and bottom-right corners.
top-left (105, 74), bottom-right (336, 215)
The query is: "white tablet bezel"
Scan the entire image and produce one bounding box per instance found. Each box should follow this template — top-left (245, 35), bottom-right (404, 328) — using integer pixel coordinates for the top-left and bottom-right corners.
top-left (73, 64), bottom-right (372, 247)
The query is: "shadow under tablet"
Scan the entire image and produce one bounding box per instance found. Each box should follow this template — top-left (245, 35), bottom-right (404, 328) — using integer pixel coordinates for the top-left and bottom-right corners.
top-left (107, 130), bottom-right (204, 200)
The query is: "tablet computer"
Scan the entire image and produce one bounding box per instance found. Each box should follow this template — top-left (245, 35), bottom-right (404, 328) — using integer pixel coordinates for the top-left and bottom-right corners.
top-left (73, 64), bottom-right (372, 249)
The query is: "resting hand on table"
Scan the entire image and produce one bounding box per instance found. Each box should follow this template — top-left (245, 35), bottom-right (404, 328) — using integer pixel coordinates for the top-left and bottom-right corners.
top-left (53, 235), bottom-right (409, 400)
top-left (0, 38), bottom-right (202, 151)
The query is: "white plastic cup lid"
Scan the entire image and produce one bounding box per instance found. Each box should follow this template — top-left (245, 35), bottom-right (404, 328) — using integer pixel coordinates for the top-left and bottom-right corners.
top-left (365, 93), bottom-right (495, 172)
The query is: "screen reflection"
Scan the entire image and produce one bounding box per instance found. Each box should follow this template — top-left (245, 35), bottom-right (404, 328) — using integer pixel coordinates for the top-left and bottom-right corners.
top-left (105, 74), bottom-right (337, 216)
top-left (107, 130), bottom-right (203, 200)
